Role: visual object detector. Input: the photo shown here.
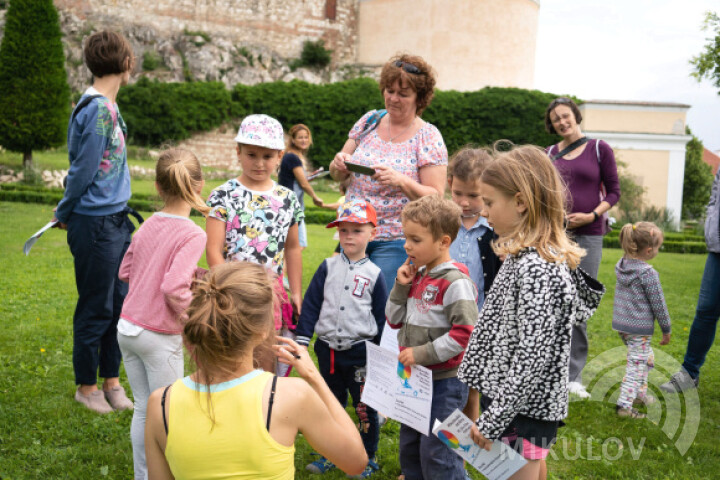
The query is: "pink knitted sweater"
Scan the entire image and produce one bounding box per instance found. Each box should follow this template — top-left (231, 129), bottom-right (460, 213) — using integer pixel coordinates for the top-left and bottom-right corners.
top-left (119, 213), bottom-right (207, 334)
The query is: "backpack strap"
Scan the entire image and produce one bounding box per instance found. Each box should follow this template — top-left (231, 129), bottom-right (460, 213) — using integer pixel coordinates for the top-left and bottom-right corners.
top-left (70, 94), bottom-right (103, 123)
top-left (354, 109), bottom-right (388, 145)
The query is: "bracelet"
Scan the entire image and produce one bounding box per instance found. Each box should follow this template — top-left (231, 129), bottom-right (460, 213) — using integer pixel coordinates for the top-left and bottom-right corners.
top-left (592, 211), bottom-right (599, 221)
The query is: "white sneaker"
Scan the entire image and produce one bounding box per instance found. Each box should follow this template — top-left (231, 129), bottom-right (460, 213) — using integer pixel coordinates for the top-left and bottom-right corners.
top-left (568, 381), bottom-right (591, 399)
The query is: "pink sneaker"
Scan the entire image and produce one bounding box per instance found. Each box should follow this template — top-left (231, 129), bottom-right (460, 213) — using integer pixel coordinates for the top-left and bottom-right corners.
top-left (104, 385), bottom-right (134, 411)
top-left (75, 387), bottom-right (113, 414)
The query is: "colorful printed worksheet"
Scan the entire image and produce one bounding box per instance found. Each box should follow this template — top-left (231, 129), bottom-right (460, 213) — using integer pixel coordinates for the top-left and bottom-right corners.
top-left (432, 410), bottom-right (527, 480)
top-left (361, 341), bottom-right (433, 435)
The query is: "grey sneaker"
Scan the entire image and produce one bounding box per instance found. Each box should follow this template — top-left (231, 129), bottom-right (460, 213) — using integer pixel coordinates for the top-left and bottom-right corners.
top-left (75, 387), bottom-right (113, 414)
top-left (660, 370), bottom-right (699, 393)
top-left (104, 385), bottom-right (134, 411)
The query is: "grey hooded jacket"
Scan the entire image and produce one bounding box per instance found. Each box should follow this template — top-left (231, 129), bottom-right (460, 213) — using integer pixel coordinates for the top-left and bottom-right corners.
top-left (705, 170), bottom-right (720, 253)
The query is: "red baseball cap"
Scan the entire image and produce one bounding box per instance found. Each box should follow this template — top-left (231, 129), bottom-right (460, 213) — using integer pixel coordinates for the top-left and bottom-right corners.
top-left (326, 200), bottom-right (377, 228)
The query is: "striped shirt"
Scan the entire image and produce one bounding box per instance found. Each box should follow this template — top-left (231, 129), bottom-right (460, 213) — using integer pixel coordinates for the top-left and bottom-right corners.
top-left (386, 261), bottom-right (478, 379)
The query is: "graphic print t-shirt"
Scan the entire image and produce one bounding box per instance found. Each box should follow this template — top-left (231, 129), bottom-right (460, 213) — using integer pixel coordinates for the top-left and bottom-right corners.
top-left (207, 179), bottom-right (304, 275)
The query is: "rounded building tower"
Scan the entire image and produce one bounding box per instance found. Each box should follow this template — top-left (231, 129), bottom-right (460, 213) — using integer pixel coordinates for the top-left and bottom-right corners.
top-left (357, 0), bottom-right (539, 91)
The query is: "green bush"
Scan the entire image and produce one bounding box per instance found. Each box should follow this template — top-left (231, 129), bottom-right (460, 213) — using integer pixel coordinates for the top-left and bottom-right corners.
top-left (114, 77), bottom-right (570, 162)
top-left (231, 79), bottom-right (565, 168)
top-left (303, 207), bottom-right (336, 225)
top-left (602, 235), bottom-right (706, 254)
top-left (142, 51), bottom-right (162, 71)
top-left (292, 40), bottom-right (332, 69)
top-left (118, 78), bottom-right (232, 146)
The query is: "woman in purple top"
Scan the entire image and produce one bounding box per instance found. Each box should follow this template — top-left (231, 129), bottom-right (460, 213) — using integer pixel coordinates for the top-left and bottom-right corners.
top-left (545, 97), bottom-right (621, 397)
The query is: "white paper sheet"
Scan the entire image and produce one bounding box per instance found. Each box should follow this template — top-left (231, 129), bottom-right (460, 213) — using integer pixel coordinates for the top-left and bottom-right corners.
top-left (432, 410), bottom-right (527, 480)
top-left (23, 221), bottom-right (58, 255)
top-left (379, 325), bottom-right (399, 353)
top-left (361, 341), bottom-right (433, 435)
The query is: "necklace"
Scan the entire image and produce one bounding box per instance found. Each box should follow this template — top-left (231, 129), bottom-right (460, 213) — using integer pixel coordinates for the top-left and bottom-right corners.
top-left (387, 117), bottom-right (416, 142)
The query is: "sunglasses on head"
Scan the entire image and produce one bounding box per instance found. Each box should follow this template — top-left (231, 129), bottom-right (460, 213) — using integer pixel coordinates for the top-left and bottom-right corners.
top-left (394, 60), bottom-right (422, 75)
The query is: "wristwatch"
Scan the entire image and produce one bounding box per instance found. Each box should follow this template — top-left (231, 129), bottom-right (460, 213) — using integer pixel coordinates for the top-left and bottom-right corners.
top-left (592, 211), bottom-right (600, 221)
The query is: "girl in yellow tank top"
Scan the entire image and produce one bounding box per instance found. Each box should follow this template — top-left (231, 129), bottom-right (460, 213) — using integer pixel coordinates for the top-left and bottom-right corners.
top-left (144, 262), bottom-right (368, 479)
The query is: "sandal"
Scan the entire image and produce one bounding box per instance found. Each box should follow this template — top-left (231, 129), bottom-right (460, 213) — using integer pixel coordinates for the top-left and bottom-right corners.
top-left (616, 405), bottom-right (645, 419)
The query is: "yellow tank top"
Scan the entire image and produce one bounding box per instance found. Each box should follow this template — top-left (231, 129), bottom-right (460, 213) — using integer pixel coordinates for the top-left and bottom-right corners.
top-left (164, 370), bottom-right (295, 480)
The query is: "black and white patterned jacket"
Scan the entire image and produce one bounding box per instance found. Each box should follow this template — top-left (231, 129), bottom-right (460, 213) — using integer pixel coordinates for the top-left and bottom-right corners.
top-left (458, 248), bottom-right (604, 439)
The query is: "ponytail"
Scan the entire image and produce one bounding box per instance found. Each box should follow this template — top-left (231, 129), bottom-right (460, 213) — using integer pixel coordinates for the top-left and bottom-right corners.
top-left (619, 222), bottom-right (663, 257)
top-left (156, 148), bottom-right (210, 216)
top-left (184, 262), bottom-right (277, 424)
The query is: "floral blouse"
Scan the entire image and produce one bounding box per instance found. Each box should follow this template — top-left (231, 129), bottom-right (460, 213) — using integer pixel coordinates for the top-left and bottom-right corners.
top-left (347, 110), bottom-right (448, 240)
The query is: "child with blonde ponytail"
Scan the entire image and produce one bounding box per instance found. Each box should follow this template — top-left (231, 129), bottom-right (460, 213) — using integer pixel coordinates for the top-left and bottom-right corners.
top-left (613, 222), bottom-right (671, 419)
top-left (117, 148), bottom-right (209, 480)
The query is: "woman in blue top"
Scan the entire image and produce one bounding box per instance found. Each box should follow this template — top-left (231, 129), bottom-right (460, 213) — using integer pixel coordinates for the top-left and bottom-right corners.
top-left (278, 124), bottom-right (323, 249)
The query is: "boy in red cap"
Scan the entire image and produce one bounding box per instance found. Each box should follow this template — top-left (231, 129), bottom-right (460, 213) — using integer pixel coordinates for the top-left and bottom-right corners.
top-left (296, 200), bottom-right (388, 478)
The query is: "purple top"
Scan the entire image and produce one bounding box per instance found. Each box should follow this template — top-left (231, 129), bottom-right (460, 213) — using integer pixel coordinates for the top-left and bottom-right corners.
top-left (547, 139), bottom-right (620, 236)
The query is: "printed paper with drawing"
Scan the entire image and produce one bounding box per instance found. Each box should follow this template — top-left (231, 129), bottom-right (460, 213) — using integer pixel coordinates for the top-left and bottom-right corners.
top-left (432, 410), bottom-right (526, 480)
top-left (361, 341), bottom-right (432, 435)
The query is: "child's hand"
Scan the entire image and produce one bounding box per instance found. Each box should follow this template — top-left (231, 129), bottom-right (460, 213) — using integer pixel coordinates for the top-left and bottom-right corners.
top-left (469, 424), bottom-right (492, 452)
top-left (396, 258), bottom-right (417, 285)
top-left (660, 333), bottom-right (671, 345)
top-left (398, 348), bottom-right (416, 366)
top-left (291, 293), bottom-right (302, 317)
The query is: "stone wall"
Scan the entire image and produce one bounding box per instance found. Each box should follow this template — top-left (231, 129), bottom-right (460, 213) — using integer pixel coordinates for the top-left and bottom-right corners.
top-left (53, 0), bottom-right (359, 62)
top-left (0, 1), bottom-right (371, 93)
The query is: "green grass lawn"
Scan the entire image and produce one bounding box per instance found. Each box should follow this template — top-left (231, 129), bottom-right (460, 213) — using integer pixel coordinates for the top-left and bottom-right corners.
top-left (1, 201), bottom-right (718, 479)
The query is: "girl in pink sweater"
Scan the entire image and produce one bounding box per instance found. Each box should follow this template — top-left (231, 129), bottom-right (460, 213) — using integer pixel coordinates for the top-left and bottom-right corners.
top-left (117, 148), bottom-right (209, 480)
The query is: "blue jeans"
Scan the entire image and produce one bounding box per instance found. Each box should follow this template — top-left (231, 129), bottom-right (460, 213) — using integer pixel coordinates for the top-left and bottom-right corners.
top-left (682, 252), bottom-right (720, 379)
top-left (315, 340), bottom-right (378, 457)
top-left (67, 211), bottom-right (135, 385)
top-left (400, 377), bottom-right (469, 480)
top-left (366, 239), bottom-right (407, 286)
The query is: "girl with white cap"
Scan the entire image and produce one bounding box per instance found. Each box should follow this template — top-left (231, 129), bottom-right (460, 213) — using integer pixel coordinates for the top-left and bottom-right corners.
top-left (206, 114), bottom-right (304, 374)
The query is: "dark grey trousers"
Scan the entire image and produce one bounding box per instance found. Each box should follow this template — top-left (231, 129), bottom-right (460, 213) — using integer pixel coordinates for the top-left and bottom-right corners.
top-left (569, 234), bottom-right (603, 383)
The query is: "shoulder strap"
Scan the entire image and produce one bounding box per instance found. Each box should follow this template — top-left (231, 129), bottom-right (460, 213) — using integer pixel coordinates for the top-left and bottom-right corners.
top-left (70, 94), bottom-right (103, 123)
top-left (355, 109), bottom-right (388, 144)
top-left (161, 384), bottom-right (172, 435)
top-left (596, 138), bottom-right (601, 164)
top-left (551, 136), bottom-right (588, 161)
top-left (266, 375), bottom-right (278, 432)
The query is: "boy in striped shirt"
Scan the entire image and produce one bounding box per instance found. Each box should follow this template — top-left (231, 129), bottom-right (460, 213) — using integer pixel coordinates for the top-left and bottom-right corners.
top-left (386, 195), bottom-right (478, 480)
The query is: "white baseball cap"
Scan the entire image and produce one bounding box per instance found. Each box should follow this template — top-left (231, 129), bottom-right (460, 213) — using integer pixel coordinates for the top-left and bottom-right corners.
top-left (234, 114), bottom-right (285, 150)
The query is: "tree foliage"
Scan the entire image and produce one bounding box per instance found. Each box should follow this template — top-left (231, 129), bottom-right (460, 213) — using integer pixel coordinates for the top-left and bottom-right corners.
top-left (682, 128), bottom-right (713, 219)
top-left (0, 0), bottom-right (70, 167)
top-left (690, 11), bottom-right (720, 92)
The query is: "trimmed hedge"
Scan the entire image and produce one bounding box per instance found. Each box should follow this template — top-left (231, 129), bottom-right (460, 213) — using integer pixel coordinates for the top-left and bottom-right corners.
top-left (118, 78), bottom-right (232, 146)
top-left (234, 81), bottom-right (563, 168)
top-left (602, 235), bottom-right (707, 254)
top-left (0, 184), bottom-right (161, 213)
top-left (117, 77), bottom-right (565, 167)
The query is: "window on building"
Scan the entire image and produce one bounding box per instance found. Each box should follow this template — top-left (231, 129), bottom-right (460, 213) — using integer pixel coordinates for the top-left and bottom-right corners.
top-left (325, 0), bottom-right (337, 20)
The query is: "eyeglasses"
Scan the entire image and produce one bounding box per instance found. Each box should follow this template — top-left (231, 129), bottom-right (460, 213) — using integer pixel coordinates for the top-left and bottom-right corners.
top-left (394, 61), bottom-right (422, 75)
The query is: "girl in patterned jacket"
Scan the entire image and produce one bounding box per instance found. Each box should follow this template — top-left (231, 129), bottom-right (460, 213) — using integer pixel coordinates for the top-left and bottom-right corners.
top-left (458, 145), bottom-right (605, 480)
